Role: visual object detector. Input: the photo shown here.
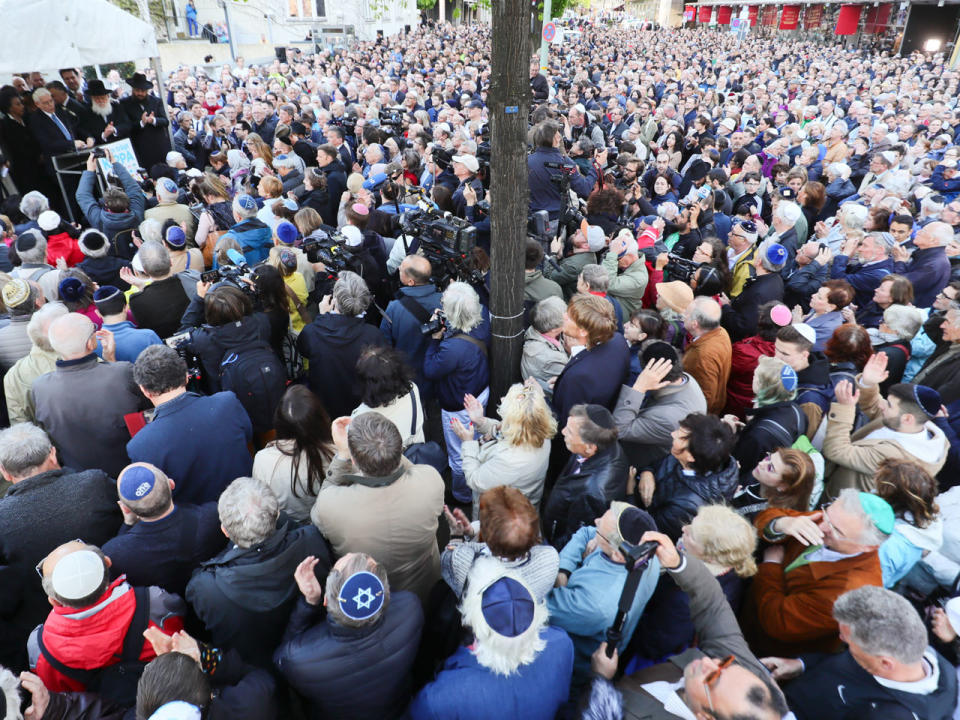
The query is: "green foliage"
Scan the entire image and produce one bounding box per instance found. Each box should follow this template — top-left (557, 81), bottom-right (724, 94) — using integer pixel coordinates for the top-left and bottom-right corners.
top-left (417, 0), bottom-right (437, 7)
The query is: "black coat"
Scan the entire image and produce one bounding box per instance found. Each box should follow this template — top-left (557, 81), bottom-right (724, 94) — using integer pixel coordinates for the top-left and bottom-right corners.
top-left (542, 441), bottom-right (630, 550)
top-left (119, 94), bottom-right (171, 170)
top-left (186, 518), bottom-right (331, 668)
top-left (129, 275), bottom-right (191, 340)
top-left (733, 401), bottom-right (807, 484)
top-left (721, 272), bottom-right (784, 342)
top-left (275, 592), bottom-right (424, 720)
top-left (0, 468), bottom-right (121, 671)
top-left (644, 454), bottom-right (740, 541)
top-left (76, 101), bottom-right (131, 145)
top-left (27, 109), bottom-right (77, 174)
top-left (297, 313), bottom-right (389, 419)
top-left (319, 161), bottom-right (347, 226)
top-left (183, 311), bottom-right (275, 395)
top-left (786, 648), bottom-right (957, 720)
top-left (0, 115), bottom-right (46, 193)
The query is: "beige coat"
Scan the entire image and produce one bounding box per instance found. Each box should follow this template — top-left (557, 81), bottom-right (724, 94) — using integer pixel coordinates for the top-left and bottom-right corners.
top-left (824, 382), bottom-right (948, 494)
top-left (311, 455), bottom-right (444, 603)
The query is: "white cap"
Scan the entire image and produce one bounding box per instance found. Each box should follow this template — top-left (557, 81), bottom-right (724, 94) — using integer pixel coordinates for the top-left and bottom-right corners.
top-left (341, 225), bottom-right (363, 247)
top-left (586, 225), bottom-right (606, 252)
top-left (38, 210), bottom-right (60, 232)
top-left (719, 117), bottom-right (736, 131)
top-left (148, 702), bottom-right (203, 720)
top-left (452, 154), bottom-right (480, 173)
top-left (51, 550), bottom-right (105, 602)
top-left (792, 322), bottom-right (817, 346)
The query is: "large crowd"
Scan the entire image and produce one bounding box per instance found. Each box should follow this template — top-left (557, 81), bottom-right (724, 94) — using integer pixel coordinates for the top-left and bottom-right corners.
top-left (0, 14), bottom-right (959, 720)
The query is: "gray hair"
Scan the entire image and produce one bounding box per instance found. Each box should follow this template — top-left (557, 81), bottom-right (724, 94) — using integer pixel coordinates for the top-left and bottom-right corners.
top-left (273, 154), bottom-right (298, 170)
top-left (926, 221), bottom-right (954, 247)
top-left (348, 411), bottom-right (403, 477)
top-left (568, 404), bottom-right (619, 449)
top-left (826, 162), bottom-right (851, 181)
top-left (27, 301), bottom-right (68, 351)
top-left (227, 149), bottom-right (250, 171)
top-left (579, 264), bottom-right (609, 292)
top-left (17, 230), bottom-right (47, 264)
top-left (774, 201), bottom-right (802, 226)
top-left (832, 586), bottom-right (927, 664)
top-left (48, 312), bottom-right (95, 360)
top-left (839, 204), bottom-right (868, 231)
top-left (530, 296), bottom-right (566, 334)
top-left (324, 553), bottom-right (391, 629)
top-left (332, 270), bottom-right (371, 317)
top-left (686, 296), bottom-right (722, 331)
top-left (19, 191), bottom-right (49, 220)
top-left (31, 88), bottom-right (52, 104)
top-left (836, 488), bottom-right (889, 546)
top-left (138, 241), bottom-right (172, 279)
top-left (868, 231), bottom-right (895, 254)
top-left (442, 281), bottom-right (483, 333)
top-left (0, 423), bottom-right (53, 479)
top-left (882, 305), bottom-right (922, 341)
top-left (232, 195), bottom-right (258, 219)
top-left (133, 345), bottom-right (187, 394)
top-left (218, 477), bottom-right (279, 548)
top-left (757, 238), bottom-right (786, 273)
top-left (921, 195), bottom-right (945, 217)
top-left (165, 151), bottom-right (185, 166)
top-left (137, 218), bottom-right (163, 245)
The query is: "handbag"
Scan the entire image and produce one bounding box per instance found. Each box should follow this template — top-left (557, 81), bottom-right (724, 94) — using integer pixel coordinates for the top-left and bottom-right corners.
top-left (402, 388), bottom-right (448, 475)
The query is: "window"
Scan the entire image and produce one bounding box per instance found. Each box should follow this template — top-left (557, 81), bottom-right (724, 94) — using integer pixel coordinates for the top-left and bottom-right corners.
top-left (288, 0), bottom-right (325, 18)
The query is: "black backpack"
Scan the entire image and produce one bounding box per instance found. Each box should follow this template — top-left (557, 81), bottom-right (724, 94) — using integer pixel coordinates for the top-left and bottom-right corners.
top-left (219, 342), bottom-right (286, 433)
top-left (37, 586), bottom-right (150, 707)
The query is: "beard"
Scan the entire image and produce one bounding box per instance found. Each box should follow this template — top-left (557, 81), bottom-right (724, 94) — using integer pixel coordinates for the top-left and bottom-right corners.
top-left (91, 101), bottom-right (114, 120)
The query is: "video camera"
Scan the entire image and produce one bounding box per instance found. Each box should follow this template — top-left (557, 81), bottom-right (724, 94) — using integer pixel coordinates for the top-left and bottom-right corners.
top-left (301, 228), bottom-right (361, 279)
top-left (664, 254), bottom-right (702, 283)
top-left (399, 206), bottom-right (481, 289)
top-left (200, 248), bottom-right (258, 291)
top-left (431, 146), bottom-right (455, 170)
top-left (331, 115), bottom-right (357, 134)
top-left (164, 331), bottom-right (204, 390)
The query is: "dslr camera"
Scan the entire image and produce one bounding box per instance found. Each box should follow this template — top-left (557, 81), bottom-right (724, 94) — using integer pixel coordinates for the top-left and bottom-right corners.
top-left (420, 309), bottom-right (447, 336)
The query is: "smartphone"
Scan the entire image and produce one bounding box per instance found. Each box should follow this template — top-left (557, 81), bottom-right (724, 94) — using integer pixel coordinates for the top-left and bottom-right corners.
top-left (200, 269), bottom-right (220, 283)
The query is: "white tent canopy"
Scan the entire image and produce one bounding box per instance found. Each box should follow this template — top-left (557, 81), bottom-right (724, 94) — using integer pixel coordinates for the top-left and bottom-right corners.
top-left (0, 0), bottom-right (158, 76)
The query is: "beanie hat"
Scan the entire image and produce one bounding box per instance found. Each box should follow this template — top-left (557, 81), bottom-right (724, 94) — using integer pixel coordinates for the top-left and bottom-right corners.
top-left (118, 464), bottom-right (160, 503)
top-left (858, 492), bottom-right (895, 535)
top-left (611, 501), bottom-right (658, 546)
top-left (158, 177), bottom-right (178, 195)
top-left (480, 576), bottom-right (535, 638)
top-left (38, 210), bottom-right (61, 232)
top-left (736, 219), bottom-right (758, 242)
top-left (15, 230), bottom-right (41, 254)
top-left (79, 228), bottom-right (109, 258)
top-left (770, 304), bottom-right (792, 326)
top-left (58, 277), bottom-right (85, 303)
top-left (278, 248), bottom-right (298, 271)
top-left (50, 549), bottom-right (105, 602)
top-left (1, 279), bottom-right (31, 309)
top-left (235, 194), bottom-right (257, 212)
top-left (655, 281), bottom-right (694, 314)
top-left (912, 385), bottom-right (942, 419)
top-left (164, 225), bottom-right (186, 248)
top-left (792, 322), bottom-right (816, 345)
top-left (275, 221), bottom-right (299, 246)
top-left (93, 285), bottom-right (123, 311)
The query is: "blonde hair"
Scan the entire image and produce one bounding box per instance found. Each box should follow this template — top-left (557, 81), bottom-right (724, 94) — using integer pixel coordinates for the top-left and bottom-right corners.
top-left (689, 505), bottom-right (758, 577)
top-left (258, 175), bottom-right (283, 199)
top-left (498, 382), bottom-right (557, 449)
top-left (294, 207), bottom-right (323, 236)
top-left (245, 135), bottom-right (273, 168)
top-left (753, 355), bottom-right (797, 407)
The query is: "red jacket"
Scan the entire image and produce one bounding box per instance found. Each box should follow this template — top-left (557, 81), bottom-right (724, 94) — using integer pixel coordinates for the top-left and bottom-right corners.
top-left (45, 231), bottom-right (85, 268)
top-left (32, 577), bottom-right (183, 692)
top-left (724, 335), bottom-right (776, 419)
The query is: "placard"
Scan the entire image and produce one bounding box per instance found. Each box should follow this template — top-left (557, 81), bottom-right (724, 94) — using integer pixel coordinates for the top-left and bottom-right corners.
top-left (96, 138), bottom-right (142, 181)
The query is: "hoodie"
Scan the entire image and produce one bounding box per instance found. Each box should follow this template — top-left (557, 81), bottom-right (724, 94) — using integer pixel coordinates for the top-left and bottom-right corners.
top-left (186, 518), bottom-right (331, 667)
top-left (880, 514), bottom-right (943, 588)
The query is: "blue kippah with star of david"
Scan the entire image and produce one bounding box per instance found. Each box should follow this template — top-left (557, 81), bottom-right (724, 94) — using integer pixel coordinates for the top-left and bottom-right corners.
top-left (338, 571), bottom-right (385, 621)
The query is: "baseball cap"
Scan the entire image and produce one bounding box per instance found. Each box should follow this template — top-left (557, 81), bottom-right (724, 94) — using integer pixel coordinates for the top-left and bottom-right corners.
top-left (452, 154), bottom-right (480, 173)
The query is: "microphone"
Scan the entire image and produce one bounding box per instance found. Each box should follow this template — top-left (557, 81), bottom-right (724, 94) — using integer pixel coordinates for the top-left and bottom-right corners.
top-left (226, 248), bottom-right (248, 268)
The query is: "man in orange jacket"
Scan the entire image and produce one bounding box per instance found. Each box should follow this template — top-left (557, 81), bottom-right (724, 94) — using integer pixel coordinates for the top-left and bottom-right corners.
top-left (741, 488), bottom-right (893, 657)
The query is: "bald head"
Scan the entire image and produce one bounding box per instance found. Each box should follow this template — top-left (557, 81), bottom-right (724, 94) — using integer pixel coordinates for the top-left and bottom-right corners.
top-left (685, 296), bottom-right (722, 333)
top-left (917, 221), bottom-right (954, 249)
top-left (48, 312), bottom-right (96, 360)
top-left (399, 255), bottom-right (433, 286)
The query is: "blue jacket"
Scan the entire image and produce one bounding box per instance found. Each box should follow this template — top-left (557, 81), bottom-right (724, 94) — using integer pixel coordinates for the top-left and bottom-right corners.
top-left (223, 218), bottom-right (274, 266)
top-left (76, 162), bottom-right (145, 236)
top-left (830, 256), bottom-right (894, 309)
top-left (98, 320), bottom-right (162, 363)
top-left (930, 165), bottom-right (960, 202)
top-left (893, 246), bottom-right (952, 308)
top-left (276, 592), bottom-right (424, 720)
top-left (423, 329), bottom-right (489, 412)
top-left (547, 526), bottom-right (659, 683)
top-left (528, 147), bottom-right (596, 219)
top-left (552, 334), bottom-right (630, 427)
top-left (406, 625), bottom-right (574, 720)
top-left (126, 391), bottom-right (253, 506)
top-left (380, 284), bottom-right (444, 391)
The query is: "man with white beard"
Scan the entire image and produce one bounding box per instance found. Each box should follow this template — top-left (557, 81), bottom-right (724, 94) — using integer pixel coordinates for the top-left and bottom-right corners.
top-left (81, 79), bottom-right (131, 145)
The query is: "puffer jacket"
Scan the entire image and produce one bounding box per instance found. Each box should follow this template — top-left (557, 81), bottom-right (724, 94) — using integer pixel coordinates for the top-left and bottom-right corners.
top-left (724, 335), bottom-right (776, 419)
top-left (644, 454), bottom-right (740, 541)
top-left (542, 441), bottom-right (630, 550)
top-left (733, 401), bottom-right (808, 484)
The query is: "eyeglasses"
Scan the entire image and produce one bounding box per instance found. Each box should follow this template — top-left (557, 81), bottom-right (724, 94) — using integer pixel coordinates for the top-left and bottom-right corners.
top-left (36, 539), bottom-right (85, 579)
top-left (820, 503), bottom-right (847, 539)
top-left (703, 655), bottom-right (736, 714)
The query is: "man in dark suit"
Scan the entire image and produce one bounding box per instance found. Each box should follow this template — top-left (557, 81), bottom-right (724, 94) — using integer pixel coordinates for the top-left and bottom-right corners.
top-left (120, 72), bottom-right (171, 170)
top-left (28, 87), bottom-right (86, 216)
top-left (46, 81), bottom-right (93, 141)
top-left (78, 79), bottom-right (131, 145)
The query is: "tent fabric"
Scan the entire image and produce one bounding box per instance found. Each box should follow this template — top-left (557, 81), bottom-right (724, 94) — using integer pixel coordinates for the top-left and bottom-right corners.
top-left (0, 0), bottom-right (158, 75)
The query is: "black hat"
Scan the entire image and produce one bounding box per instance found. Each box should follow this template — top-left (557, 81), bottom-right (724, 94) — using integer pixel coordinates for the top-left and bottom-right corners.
top-left (290, 121), bottom-right (307, 136)
top-left (641, 341), bottom-right (680, 367)
top-left (14, 230), bottom-right (40, 254)
top-left (127, 73), bottom-right (152, 90)
top-left (584, 404), bottom-right (615, 430)
top-left (86, 79), bottom-right (110, 97)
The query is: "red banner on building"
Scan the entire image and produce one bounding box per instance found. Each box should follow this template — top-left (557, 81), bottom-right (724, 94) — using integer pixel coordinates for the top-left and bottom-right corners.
top-left (717, 6), bottom-right (732, 24)
top-left (835, 4), bottom-right (862, 35)
top-left (779, 4), bottom-right (800, 29)
top-left (684, 4), bottom-right (695, 22)
top-left (747, 5), bottom-right (759, 26)
top-left (761, 5), bottom-right (778, 26)
top-left (699, 5), bottom-right (713, 22)
top-left (803, 4), bottom-right (823, 28)
top-left (864, 3), bottom-right (892, 33)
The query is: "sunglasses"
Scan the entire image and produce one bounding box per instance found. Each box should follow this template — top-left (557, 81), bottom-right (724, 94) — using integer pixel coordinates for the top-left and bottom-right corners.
top-left (703, 655), bottom-right (736, 714)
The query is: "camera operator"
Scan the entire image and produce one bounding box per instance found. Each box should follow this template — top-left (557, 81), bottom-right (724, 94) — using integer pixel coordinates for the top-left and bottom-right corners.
top-left (613, 154), bottom-right (643, 193)
top-left (528, 120), bottom-right (597, 234)
top-left (451, 154), bottom-right (484, 220)
top-left (462, 183), bottom-right (490, 252)
top-left (199, 114), bottom-right (236, 170)
top-left (316, 144), bottom-right (348, 226)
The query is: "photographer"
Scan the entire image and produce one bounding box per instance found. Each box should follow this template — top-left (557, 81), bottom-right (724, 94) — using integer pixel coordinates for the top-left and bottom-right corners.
top-left (76, 149), bottom-right (146, 237)
top-left (545, 221), bottom-right (605, 299)
top-left (528, 120), bottom-right (597, 231)
top-left (450, 154), bottom-right (484, 219)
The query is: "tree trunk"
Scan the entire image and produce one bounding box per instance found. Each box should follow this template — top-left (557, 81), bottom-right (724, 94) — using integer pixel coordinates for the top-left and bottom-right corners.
top-left (488, 0), bottom-right (531, 404)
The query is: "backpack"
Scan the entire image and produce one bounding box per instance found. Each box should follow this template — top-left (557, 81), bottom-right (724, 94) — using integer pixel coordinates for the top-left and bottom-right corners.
top-left (219, 342), bottom-right (286, 433)
top-left (280, 330), bottom-right (306, 383)
top-left (37, 586), bottom-right (150, 707)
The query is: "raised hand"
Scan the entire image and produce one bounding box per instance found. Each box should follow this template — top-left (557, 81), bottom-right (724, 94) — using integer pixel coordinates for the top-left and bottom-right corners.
top-left (860, 352), bottom-right (889, 387)
top-left (633, 356), bottom-right (674, 393)
top-left (294, 555), bottom-right (324, 606)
